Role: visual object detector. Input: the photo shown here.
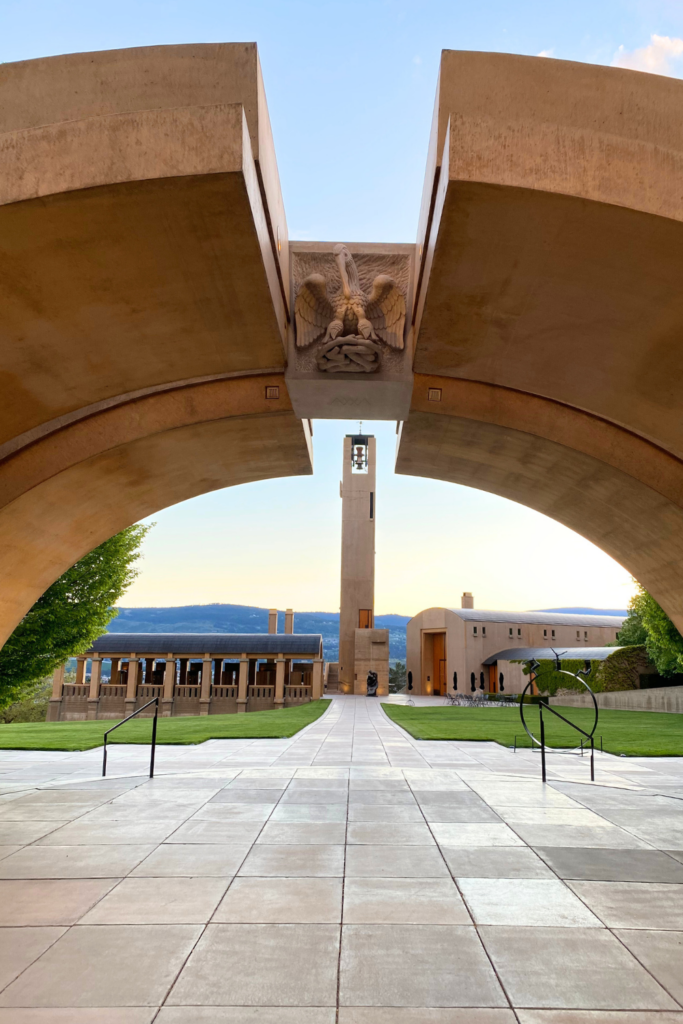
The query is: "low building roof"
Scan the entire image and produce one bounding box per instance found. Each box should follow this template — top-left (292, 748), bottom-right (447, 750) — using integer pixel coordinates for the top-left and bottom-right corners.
top-left (483, 646), bottom-right (626, 665)
top-left (452, 609), bottom-right (624, 627)
top-left (87, 633), bottom-right (323, 656)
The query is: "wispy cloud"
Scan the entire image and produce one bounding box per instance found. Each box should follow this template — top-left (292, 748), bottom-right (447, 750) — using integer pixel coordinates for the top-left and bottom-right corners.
top-left (612, 34), bottom-right (683, 76)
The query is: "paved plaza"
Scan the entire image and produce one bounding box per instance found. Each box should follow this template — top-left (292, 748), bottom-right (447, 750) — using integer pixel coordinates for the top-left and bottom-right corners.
top-left (0, 696), bottom-right (682, 1021)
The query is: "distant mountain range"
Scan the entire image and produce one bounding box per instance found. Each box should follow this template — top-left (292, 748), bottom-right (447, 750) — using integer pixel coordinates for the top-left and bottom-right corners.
top-left (109, 603), bottom-right (628, 662)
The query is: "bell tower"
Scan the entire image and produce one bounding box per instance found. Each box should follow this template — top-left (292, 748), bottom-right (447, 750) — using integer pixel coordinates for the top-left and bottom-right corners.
top-left (339, 434), bottom-right (376, 692)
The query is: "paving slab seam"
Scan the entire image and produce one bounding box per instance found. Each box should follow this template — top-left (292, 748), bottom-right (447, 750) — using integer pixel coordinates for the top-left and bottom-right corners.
top-left (158, 769), bottom-right (294, 1012)
top-left (335, 774), bottom-right (350, 1024)
top-left (403, 772), bottom-right (518, 1015)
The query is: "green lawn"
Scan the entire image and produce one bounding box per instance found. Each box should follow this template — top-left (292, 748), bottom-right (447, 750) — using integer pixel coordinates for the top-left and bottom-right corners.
top-left (382, 702), bottom-right (683, 757)
top-left (0, 700), bottom-right (331, 751)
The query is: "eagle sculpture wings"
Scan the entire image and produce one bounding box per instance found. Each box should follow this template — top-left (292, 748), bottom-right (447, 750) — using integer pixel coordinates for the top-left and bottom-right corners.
top-left (295, 245), bottom-right (406, 368)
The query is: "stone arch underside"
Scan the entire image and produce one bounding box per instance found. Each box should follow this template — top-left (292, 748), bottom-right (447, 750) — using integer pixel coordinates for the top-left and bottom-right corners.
top-left (398, 376), bottom-right (683, 631)
top-left (4, 45), bottom-right (683, 648)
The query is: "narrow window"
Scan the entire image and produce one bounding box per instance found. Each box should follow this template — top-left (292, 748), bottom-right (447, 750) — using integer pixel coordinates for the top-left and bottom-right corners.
top-left (369, 492), bottom-right (374, 519)
top-left (576, 630), bottom-right (580, 639)
top-left (517, 628), bottom-right (522, 637)
top-left (509, 627), bottom-right (513, 637)
top-left (482, 626), bottom-right (486, 637)
top-left (543, 629), bottom-right (547, 638)
top-left (359, 609), bottom-right (373, 629)
top-left (584, 631), bottom-right (588, 639)
top-left (473, 626), bottom-right (478, 636)
top-left (551, 630), bottom-right (556, 639)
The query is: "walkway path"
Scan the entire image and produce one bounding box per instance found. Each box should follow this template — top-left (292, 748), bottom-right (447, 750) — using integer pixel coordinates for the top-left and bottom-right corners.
top-left (0, 696), bottom-right (682, 1021)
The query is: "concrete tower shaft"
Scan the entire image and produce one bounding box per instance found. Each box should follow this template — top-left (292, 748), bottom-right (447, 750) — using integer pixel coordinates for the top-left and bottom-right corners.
top-left (339, 435), bottom-right (376, 691)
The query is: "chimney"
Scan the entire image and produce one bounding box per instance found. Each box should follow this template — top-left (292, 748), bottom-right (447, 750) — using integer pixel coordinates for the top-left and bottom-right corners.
top-left (268, 609), bottom-right (278, 634)
top-left (461, 592), bottom-right (474, 609)
top-left (284, 608), bottom-right (294, 634)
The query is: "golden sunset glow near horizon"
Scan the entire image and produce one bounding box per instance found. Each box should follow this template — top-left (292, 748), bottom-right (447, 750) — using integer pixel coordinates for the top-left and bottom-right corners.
top-left (124, 420), bottom-right (636, 616)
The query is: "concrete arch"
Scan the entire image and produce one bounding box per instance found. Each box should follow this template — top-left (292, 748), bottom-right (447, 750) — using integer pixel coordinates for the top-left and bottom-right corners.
top-left (401, 51), bottom-right (683, 630)
top-left (3, 44), bottom-right (683, 649)
top-left (0, 44), bottom-right (311, 647)
top-left (397, 375), bottom-right (683, 630)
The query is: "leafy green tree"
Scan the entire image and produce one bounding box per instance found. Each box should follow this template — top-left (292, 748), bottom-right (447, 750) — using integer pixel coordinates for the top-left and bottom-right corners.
top-left (0, 525), bottom-right (150, 707)
top-left (626, 584), bottom-right (683, 677)
top-left (389, 660), bottom-right (407, 692)
top-left (613, 603), bottom-right (647, 647)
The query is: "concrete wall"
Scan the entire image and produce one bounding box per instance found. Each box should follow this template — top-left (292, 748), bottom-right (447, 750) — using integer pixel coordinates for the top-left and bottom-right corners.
top-left (550, 685), bottom-right (683, 713)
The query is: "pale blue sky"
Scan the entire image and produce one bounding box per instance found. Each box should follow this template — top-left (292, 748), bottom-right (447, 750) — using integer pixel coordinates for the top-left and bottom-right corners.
top-left (4, 1), bottom-right (680, 614)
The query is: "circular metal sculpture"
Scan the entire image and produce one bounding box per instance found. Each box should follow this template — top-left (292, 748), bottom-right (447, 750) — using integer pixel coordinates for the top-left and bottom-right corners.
top-left (519, 659), bottom-right (599, 782)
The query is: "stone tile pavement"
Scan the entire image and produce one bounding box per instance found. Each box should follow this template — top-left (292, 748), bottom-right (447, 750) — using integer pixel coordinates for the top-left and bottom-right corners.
top-left (0, 695), bottom-right (681, 1020)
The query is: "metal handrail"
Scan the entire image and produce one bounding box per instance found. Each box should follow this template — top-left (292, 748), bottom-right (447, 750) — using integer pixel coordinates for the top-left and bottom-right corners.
top-left (102, 697), bottom-right (159, 778)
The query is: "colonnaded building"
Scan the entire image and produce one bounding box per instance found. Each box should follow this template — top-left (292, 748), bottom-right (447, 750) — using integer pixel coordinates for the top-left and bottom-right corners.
top-left (406, 594), bottom-right (625, 696)
top-left (49, 612), bottom-right (324, 720)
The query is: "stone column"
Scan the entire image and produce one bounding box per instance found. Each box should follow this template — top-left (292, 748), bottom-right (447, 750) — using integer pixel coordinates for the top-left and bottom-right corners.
top-left (162, 655), bottom-right (176, 716)
top-left (311, 659), bottom-right (323, 700)
top-left (268, 608), bottom-right (278, 633)
top-left (75, 657), bottom-right (86, 686)
top-left (237, 655), bottom-right (249, 713)
top-left (87, 656), bottom-right (102, 720)
top-left (47, 663), bottom-right (65, 722)
top-left (200, 653), bottom-right (212, 715)
top-left (145, 657), bottom-right (155, 687)
top-left (110, 658), bottom-right (120, 686)
top-left (125, 655), bottom-right (139, 712)
top-left (274, 656), bottom-right (286, 708)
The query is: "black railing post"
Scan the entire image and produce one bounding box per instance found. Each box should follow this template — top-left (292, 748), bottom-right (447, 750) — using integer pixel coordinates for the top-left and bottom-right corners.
top-left (150, 699), bottom-right (158, 778)
top-left (590, 736), bottom-right (595, 781)
top-left (539, 702), bottom-right (547, 784)
top-left (101, 697), bottom-right (160, 778)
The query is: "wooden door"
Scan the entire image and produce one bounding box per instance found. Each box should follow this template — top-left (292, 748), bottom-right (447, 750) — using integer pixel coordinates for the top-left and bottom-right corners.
top-left (433, 633), bottom-right (446, 695)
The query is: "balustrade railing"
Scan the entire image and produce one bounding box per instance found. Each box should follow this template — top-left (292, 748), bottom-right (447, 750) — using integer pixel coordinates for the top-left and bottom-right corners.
top-left (212, 685), bottom-right (238, 699)
top-left (137, 685), bottom-right (163, 699)
top-left (174, 685), bottom-right (201, 699)
top-left (249, 685), bottom-right (275, 699)
top-left (62, 684), bottom-right (89, 698)
top-left (284, 685), bottom-right (312, 702)
top-left (100, 685), bottom-right (127, 698)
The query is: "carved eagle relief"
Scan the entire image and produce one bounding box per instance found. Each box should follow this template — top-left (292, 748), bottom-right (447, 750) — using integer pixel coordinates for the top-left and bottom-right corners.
top-left (294, 244), bottom-right (406, 372)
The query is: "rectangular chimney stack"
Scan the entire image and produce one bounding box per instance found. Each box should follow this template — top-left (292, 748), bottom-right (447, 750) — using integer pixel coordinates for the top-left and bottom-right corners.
top-left (284, 608), bottom-right (294, 634)
top-left (268, 609), bottom-right (278, 634)
top-left (461, 592), bottom-right (474, 609)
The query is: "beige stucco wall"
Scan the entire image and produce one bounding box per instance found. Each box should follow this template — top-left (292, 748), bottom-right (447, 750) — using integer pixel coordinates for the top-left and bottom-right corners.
top-left (406, 607), bottom-right (621, 696)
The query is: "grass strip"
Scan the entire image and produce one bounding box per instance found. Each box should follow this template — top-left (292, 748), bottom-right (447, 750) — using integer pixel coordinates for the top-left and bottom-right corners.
top-left (0, 700), bottom-right (331, 751)
top-left (382, 702), bottom-right (683, 757)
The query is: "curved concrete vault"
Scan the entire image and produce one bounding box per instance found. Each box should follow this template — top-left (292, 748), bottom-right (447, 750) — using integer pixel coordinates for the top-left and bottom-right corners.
top-left (2, 44), bottom-right (683, 645)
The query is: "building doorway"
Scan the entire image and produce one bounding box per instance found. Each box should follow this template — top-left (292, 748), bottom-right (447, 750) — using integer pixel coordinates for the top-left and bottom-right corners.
top-left (433, 632), bottom-right (446, 695)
